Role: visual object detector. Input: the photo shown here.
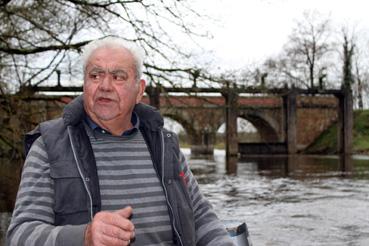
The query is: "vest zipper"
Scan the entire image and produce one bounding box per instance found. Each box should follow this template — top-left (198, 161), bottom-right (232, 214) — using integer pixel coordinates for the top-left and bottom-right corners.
top-left (68, 126), bottom-right (94, 221)
top-left (160, 130), bottom-right (184, 246)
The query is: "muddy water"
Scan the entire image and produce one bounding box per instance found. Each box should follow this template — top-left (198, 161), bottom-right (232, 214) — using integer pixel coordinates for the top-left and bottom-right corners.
top-left (187, 150), bottom-right (369, 246)
top-left (1, 151), bottom-right (369, 245)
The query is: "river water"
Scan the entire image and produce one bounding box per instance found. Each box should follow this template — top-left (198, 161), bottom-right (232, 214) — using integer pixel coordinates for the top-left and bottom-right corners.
top-left (1, 150), bottom-right (369, 245)
top-left (185, 150), bottom-right (369, 246)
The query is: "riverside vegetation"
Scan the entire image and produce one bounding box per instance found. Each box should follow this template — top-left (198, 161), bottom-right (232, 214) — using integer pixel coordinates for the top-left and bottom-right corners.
top-left (306, 110), bottom-right (369, 154)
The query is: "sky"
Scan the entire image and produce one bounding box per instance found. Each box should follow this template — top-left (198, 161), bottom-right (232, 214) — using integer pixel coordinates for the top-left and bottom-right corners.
top-left (191, 0), bottom-right (369, 70)
top-left (42, 0), bottom-right (369, 88)
top-left (165, 0), bottom-right (369, 132)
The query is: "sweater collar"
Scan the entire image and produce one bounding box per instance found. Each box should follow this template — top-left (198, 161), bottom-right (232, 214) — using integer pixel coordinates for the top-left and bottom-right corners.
top-left (85, 112), bottom-right (139, 136)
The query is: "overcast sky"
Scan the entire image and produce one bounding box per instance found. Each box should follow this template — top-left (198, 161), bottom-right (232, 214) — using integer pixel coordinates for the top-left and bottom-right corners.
top-left (168, 0), bottom-right (369, 131)
top-left (191, 0), bottom-right (369, 70)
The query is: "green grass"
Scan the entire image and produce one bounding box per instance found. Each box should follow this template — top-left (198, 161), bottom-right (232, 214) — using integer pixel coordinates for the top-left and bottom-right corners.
top-left (352, 110), bottom-right (369, 153)
top-left (305, 110), bottom-right (369, 154)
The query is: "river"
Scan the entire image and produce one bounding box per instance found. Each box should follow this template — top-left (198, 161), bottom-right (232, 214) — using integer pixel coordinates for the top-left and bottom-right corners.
top-left (186, 150), bottom-right (369, 246)
top-left (1, 150), bottom-right (369, 245)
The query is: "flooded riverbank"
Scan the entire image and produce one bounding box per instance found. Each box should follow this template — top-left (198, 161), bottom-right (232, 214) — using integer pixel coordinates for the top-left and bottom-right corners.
top-left (1, 150), bottom-right (369, 245)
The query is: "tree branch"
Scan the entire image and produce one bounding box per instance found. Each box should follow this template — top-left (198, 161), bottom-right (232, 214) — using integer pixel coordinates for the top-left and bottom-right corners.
top-left (0, 40), bottom-right (91, 55)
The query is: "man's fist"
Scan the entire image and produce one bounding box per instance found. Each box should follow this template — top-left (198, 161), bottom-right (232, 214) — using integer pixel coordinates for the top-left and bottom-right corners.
top-left (84, 206), bottom-right (135, 246)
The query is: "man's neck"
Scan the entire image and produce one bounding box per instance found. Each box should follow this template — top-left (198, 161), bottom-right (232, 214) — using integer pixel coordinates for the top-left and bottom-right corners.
top-left (91, 115), bottom-right (133, 136)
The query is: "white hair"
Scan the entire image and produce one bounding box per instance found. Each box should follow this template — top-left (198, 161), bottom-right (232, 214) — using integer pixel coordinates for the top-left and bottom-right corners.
top-left (81, 37), bottom-right (145, 80)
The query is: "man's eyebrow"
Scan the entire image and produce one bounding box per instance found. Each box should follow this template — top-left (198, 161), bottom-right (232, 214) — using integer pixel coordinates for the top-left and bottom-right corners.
top-left (88, 66), bottom-right (105, 73)
top-left (109, 69), bottom-right (128, 74)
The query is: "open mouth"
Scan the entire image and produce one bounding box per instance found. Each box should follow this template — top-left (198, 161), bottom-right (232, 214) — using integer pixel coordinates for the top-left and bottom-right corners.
top-left (96, 97), bottom-right (114, 104)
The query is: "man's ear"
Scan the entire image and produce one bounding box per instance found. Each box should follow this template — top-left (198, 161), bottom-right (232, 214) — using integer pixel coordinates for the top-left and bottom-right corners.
top-left (136, 79), bottom-right (146, 103)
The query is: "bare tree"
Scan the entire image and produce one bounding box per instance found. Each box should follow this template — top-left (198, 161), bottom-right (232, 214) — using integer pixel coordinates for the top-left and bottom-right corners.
top-left (341, 26), bottom-right (369, 110)
top-left (338, 25), bottom-right (369, 109)
top-left (0, 0), bottom-right (210, 161)
top-left (0, 0), bottom-right (207, 89)
top-left (259, 12), bottom-right (334, 89)
top-left (354, 59), bottom-right (364, 109)
top-left (341, 29), bottom-right (355, 89)
top-left (281, 11), bottom-right (333, 89)
top-left (352, 40), bottom-right (369, 109)
top-left (261, 55), bottom-right (307, 88)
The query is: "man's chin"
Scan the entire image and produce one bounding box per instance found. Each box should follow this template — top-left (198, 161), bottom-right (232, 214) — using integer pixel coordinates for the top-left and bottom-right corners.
top-left (91, 110), bottom-right (118, 122)
top-left (95, 114), bottom-right (116, 122)
top-left (91, 107), bottom-right (118, 121)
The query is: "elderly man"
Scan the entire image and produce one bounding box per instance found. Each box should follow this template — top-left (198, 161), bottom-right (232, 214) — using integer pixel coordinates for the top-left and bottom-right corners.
top-left (6, 37), bottom-right (235, 246)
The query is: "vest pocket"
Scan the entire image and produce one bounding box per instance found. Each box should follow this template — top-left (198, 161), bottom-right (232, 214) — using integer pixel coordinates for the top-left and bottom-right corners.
top-left (50, 160), bottom-right (89, 224)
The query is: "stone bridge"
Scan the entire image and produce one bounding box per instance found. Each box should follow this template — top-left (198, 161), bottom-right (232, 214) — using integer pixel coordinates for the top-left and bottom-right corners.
top-left (140, 93), bottom-right (338, 156)
top-left (23, 85), bottom-right (352, 173)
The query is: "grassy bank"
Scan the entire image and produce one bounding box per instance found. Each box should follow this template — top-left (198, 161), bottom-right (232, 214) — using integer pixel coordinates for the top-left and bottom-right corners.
top-left (305, 110), bottom-right (369, 154)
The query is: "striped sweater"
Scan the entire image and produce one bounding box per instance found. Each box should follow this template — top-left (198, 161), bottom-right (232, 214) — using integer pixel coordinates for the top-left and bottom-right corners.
top-left (6, 127), bottom-right (234, 245)
top-left (88, 128), bottom-right (173, 245)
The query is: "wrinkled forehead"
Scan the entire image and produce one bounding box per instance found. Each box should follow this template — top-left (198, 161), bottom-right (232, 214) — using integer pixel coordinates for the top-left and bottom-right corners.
top-left (86, 46), bottom-right (135, 69)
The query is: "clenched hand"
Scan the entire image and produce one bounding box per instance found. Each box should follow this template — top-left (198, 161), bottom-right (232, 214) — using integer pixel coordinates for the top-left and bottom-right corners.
top-left (84, 206), bottom-right (135, 246)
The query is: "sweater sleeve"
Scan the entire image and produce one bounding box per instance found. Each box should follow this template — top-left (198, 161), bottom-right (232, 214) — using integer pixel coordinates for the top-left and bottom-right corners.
top-left (6, 136), bottom-right (87, 246)
top-left (178, 151), bottom-right (235, 246)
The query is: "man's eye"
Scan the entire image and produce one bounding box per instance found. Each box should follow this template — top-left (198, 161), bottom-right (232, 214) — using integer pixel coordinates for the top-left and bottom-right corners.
top-left (113, 74), bottom-right (127, 81)
top-left (89, 73), bottom-right (100, 80)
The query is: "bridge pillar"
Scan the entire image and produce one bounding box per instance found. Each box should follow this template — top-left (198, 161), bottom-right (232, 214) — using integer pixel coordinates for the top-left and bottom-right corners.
top-left (283, 89), bottom-right (297, 154)
top-left (337, 87), bottom-right (353, 154)
top-left (146, 85), bottom-right (161, 109)
top-left (190, 127), bottom-right (215, 157)
top-left (223, 87), bottom-right (239, 174)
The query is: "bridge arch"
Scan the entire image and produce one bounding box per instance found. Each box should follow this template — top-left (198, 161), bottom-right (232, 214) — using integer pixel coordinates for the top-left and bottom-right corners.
top-left (163, 117), bottom-right (186, 134)
top-left (238, 110), bottom-right (281, 142)
top-left (162, 113), bottom-right (195, 137)
top-left (162, 111), bottom-right (222, 156)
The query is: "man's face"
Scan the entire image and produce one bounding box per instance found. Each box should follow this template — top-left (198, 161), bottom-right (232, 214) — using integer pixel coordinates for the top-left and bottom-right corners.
top-left (83, 47), bottom-right (145, 123)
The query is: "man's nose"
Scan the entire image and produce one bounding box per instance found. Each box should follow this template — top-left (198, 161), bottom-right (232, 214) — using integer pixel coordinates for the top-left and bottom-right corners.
top-left (98, 74), bottom-right (113, 91)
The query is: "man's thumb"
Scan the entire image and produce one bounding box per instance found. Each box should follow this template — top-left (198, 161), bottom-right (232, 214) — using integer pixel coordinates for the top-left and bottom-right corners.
top-left (115, 206), bottom-right (133, 219)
